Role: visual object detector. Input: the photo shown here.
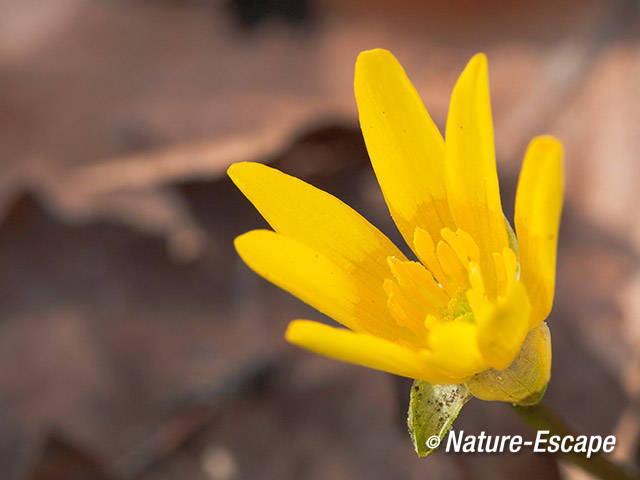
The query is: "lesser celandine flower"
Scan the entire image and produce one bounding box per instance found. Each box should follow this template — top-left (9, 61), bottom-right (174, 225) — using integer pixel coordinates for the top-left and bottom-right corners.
top-left (229, 49), bottom-right (563, 447)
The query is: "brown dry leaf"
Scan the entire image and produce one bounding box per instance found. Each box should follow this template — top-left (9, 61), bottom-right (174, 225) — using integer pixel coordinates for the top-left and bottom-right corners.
top-left (0, 0), bottom-right (626, 257)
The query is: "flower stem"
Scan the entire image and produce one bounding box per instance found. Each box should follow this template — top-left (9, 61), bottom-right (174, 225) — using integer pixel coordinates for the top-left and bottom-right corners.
top-left (512, 403), bottom-right (640, 480)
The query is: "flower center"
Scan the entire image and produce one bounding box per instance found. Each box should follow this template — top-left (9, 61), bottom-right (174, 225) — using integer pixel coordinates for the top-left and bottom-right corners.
top-left (444, 295), bottom-right (473, 323)
top-left (384, 226), bottom-right (518, 343)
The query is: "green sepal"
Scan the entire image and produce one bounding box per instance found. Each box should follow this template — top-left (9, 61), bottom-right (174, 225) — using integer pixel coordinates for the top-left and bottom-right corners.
top-left (465, 322), bottom-right (551, 405)
top-left (517, 383), bottom-right (548, 406)
top-left (407, 381), bottom-right (471, 457)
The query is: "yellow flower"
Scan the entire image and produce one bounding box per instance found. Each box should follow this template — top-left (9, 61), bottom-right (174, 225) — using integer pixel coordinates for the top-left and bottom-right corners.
top-left (228, 49), bottom-right (563, 402)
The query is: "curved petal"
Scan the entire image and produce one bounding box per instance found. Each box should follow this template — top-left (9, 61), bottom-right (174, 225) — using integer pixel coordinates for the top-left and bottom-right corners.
top-left (286, 320), bottom-right (460, 383)
top-left (445, 53), bottom-right (507, 298)
top-left (355, 48), bottom-right (454, 248)
top-left (424, 321), bottom-right (488, 378)
top-left (235, 230), bottom-right (415, 342)
top-left (228, 162), bottom-right (405, 296)
top-left (515, 136), bottom-right (564, 328)
top-left (474, 280), bottom-right (531, 370)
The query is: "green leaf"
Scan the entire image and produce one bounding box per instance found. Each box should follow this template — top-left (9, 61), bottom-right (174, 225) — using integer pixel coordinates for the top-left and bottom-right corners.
top-left (407, 381), bottom-right (471, 457)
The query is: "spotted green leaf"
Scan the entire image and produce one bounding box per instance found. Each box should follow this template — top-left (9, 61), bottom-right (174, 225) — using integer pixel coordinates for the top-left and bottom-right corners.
top-left (408, 381), bottom-right (471, 457)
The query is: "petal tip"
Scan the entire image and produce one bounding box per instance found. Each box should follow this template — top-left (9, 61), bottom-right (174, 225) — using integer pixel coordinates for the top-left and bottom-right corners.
top-left (227, 161), bottom-right (257, 184)
top-left (284, 320), bottom-right (303, 344)
top-left (226, 162), bottom-right (238, 178)
top-left (356, 48), bottom-right (394, 65)
top-left (469, 52), bottom-right (488, 65)
top-left (525, 135), bottom-right (564, 178)
top-left (457, 53), bottom-right (488, 85)
top-left (233, 229), bottom-right (270, 255)
top-left (232, 231), bottom-right (251, 253)
top-left (284, 320), bottom-right (343, 349)
top-left (355, 48), bottom-right (398, 81)
top-left (530, 135), bottom-right (564, 155)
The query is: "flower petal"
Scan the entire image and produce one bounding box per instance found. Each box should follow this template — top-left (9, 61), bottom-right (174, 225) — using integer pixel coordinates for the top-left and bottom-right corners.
top-left (355, 48), bottom-right (454, 248)
top-left (515, 136), bottom-right (564, 328)
top-left (228, 162), bottom-right (405, 295)
top-left (474, 280), bottom-right (531, 370)
top-left (235, 230), bottom-right (415, 342)
top-left (424, 321), bottom-right (488, 378)
top-left (286, 320), bottom-right (460, 383)
top-left (445, 53), bottom-right (507, 298)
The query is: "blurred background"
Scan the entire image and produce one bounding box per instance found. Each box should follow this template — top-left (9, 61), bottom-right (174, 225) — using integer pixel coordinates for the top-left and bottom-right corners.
top-left (1, 0), bottom-right (639, 479)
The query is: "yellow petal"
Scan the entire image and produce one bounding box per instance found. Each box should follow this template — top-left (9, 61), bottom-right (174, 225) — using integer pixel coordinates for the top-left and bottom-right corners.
top-left (384, 278), bottom-right (427, 337)
top-left (286, 320), bottom-right (460, 383)
top-left (234, 230), bottom-right (415, 342)
top-left (515, 136), bottom-right (564, 328)
top-left (387, 257), bottom-right (449, 309)
top-left (436, 241), bottom-right (469, 289)
top-left (466, 322), bottom-right (551, 404)
top-left (424, 321), bottom-right (488, 378)
top-left (228, 162), bottom-right (406, 296)
top-left (474, 280), bottom-right (531, 370)
top-left (445, 53), bottom-right (507, 298)
top-left (413, 227), bottom-right (448, 288)
top-left (355, 48), bottom-right (454, 248)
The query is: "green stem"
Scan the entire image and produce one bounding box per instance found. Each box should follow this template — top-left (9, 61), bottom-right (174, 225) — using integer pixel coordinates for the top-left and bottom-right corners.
top-left (512, 403), bottom-right (640, 480)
